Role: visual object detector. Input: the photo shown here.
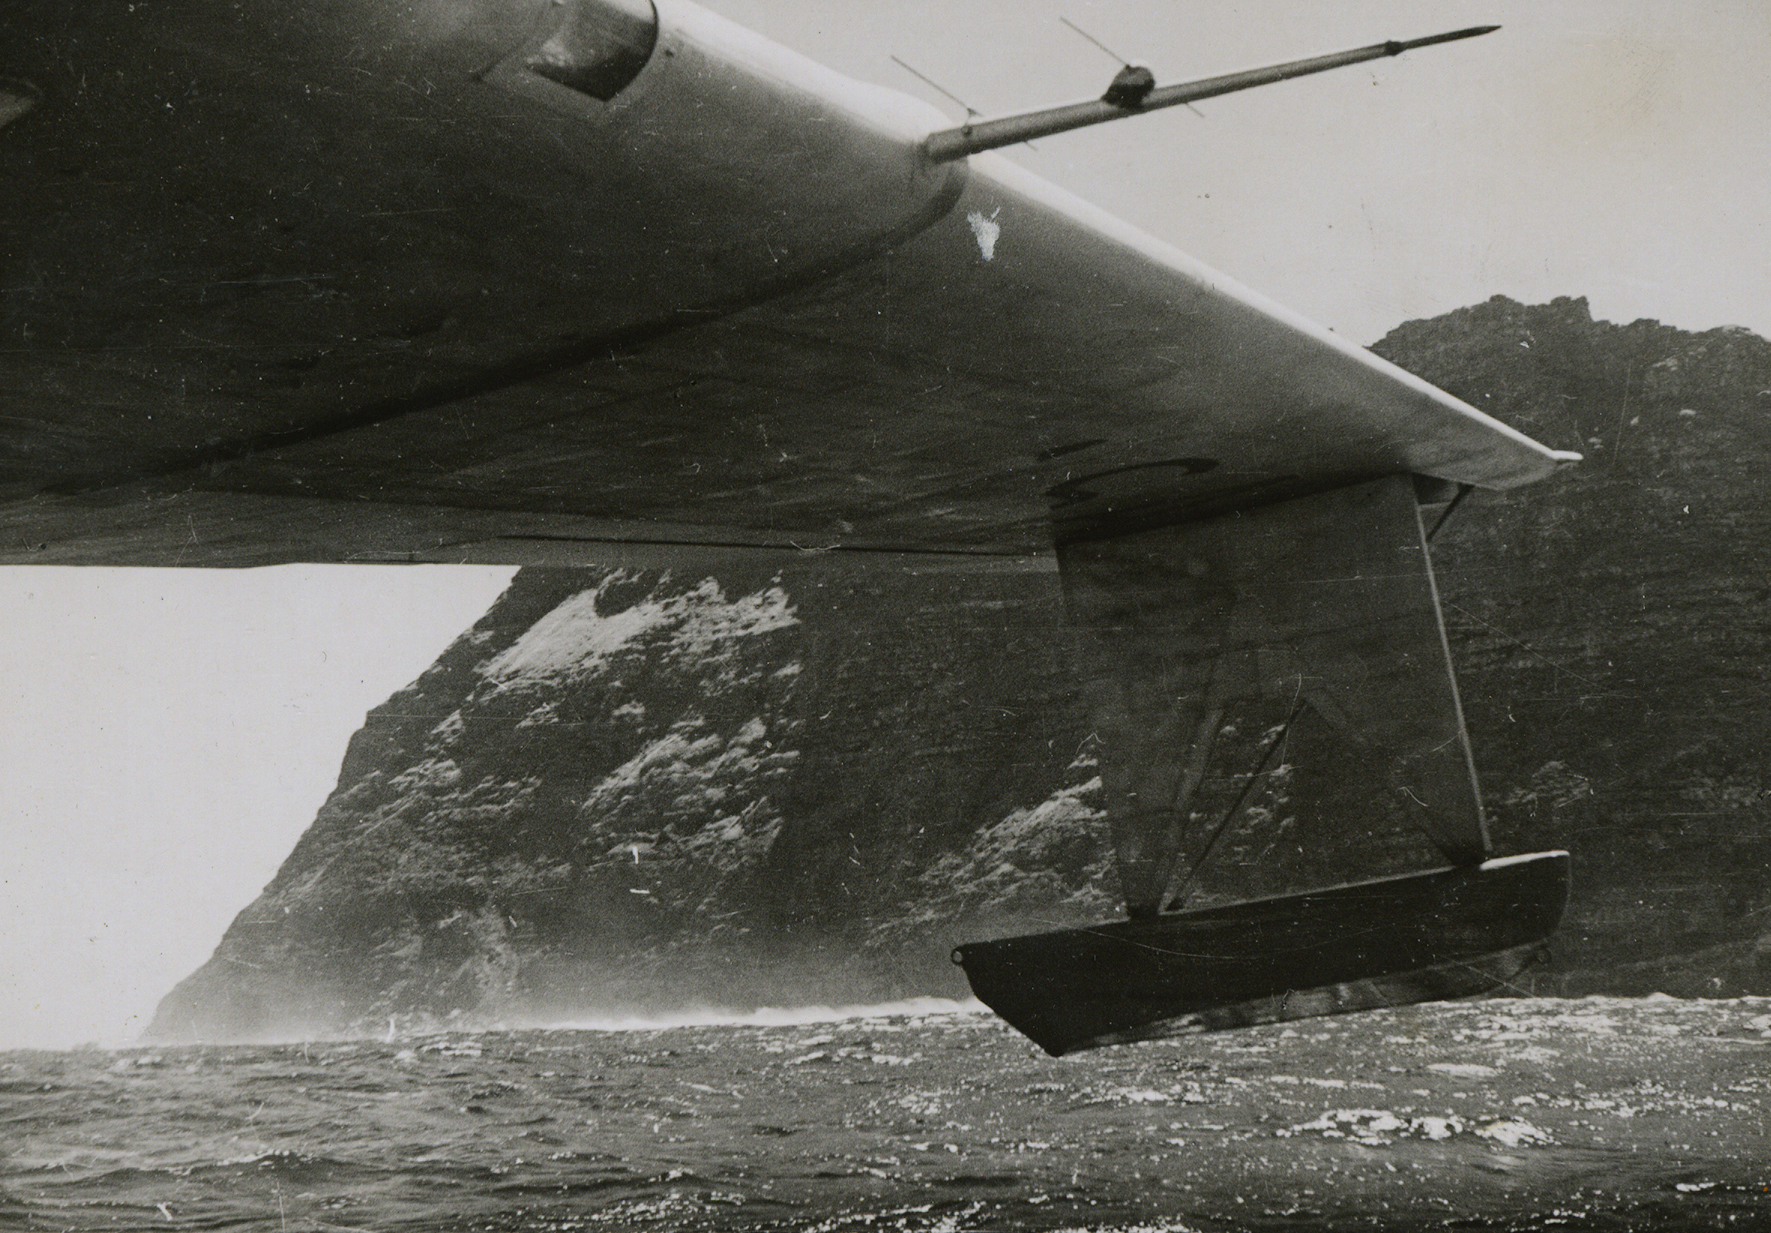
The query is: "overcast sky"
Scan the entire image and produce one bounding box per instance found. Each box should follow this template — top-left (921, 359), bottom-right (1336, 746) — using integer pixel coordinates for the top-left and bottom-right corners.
top-left (720, 0), bottom-right (1771, 342)
top-left (3, 0), bottom-right (1766, 1049)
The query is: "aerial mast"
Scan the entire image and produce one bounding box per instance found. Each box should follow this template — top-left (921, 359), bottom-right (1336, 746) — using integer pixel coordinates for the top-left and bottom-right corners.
top-left (924, 26), bottom-right (1499, 161)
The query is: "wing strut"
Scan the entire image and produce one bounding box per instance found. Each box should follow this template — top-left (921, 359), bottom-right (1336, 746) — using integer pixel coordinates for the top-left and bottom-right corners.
top-left (925, 26), bottom-right (1498, 161)
top-left (1059, 474), bottom-right (1492, 917)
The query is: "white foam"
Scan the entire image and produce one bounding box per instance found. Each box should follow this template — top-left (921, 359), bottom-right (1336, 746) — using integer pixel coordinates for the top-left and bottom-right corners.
top-left (1475, 1118), bottom-right (1554, 1147)
top-left (538, 997), bottom-right (988, 1033)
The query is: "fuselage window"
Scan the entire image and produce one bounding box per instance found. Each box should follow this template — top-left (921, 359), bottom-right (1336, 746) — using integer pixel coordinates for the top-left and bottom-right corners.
top-left (524, 0), bottom-right (658, 101)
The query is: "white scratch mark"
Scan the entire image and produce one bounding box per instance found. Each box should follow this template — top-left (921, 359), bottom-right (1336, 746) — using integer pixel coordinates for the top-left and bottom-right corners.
top-left (967, 209), bottom-right (1001, 260)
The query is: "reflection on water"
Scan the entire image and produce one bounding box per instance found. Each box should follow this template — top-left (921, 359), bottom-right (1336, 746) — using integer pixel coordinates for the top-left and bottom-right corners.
top-left (2, 997), bottom-right (1767, 1231)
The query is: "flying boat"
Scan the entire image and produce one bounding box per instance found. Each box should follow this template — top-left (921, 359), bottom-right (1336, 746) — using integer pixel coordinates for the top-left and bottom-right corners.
top-left (0, 0), bottom-right (1576, 1053)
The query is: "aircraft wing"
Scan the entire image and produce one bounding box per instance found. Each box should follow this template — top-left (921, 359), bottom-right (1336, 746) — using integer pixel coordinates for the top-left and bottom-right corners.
top-left (0, 0), bottom-right (1573, 567)
top-left (2, 0), bottom-right (1582, 1048)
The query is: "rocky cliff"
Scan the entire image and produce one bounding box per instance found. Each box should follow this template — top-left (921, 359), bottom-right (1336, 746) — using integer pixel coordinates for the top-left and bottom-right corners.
top-left (150, 298), bottom-right (1771, 1040)
top-left (1376, 296), bottom-right (1771, 997)
top-left (150, 563), bottom-right (1115, 1040)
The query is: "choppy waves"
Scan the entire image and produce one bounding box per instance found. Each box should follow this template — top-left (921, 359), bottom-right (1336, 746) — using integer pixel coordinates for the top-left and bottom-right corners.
top-left (3, 997), bottom-right (1768, 1231)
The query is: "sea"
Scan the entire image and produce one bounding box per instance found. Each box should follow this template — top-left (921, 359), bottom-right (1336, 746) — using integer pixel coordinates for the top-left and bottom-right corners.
top-left (3, 996), bottom-right (1766, 1232)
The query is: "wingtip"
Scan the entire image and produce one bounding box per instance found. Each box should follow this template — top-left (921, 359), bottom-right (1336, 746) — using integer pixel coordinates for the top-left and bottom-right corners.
top-left (1396, 25), bottom-right (1503, 53)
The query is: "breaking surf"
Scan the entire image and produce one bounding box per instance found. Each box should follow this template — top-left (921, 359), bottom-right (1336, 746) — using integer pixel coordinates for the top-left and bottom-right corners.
top-left (4, 995), bottom-right (1766, 1231)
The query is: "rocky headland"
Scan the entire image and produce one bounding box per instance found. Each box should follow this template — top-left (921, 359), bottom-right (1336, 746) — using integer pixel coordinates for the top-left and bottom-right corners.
top-left (149, 298), bottom-right (1771, 1041)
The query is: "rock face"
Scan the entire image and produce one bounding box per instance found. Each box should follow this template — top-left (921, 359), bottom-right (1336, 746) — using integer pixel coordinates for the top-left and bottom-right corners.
top-left (151, 298), bottom-right (1771, 1040)
top-left (1375, 296), bottom-right (1771, 998)
top-left (150, 564), bottom-right (1115, 1040)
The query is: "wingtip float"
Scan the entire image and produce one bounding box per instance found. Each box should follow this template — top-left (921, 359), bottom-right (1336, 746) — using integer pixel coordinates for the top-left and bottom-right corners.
top-left (924, 25), bottom-right (1501, 162)
top-left (955, 851), bottom-right (1569, 1056)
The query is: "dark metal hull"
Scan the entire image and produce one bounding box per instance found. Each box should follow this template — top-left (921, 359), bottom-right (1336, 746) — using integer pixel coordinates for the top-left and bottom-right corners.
top-left (952, 851), bottom-right (1569, 1055)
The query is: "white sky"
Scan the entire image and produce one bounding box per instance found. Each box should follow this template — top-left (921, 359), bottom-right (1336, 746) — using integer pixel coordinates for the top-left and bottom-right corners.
top-left (719, 0), bottom-right (1771, 341)
top-left (0, 568), bottom-right (517, 1048)
top-left (3, 0), bottom-right (1766, 1049)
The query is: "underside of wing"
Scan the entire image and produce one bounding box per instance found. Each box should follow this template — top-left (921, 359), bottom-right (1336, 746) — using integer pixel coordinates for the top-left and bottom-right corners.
top-left (0, 0), bottom-right (1572, 567)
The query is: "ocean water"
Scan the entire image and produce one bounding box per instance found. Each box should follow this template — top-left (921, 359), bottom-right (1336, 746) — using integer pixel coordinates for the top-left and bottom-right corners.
top-left (2, 996), bottom-right (1767, 1232)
